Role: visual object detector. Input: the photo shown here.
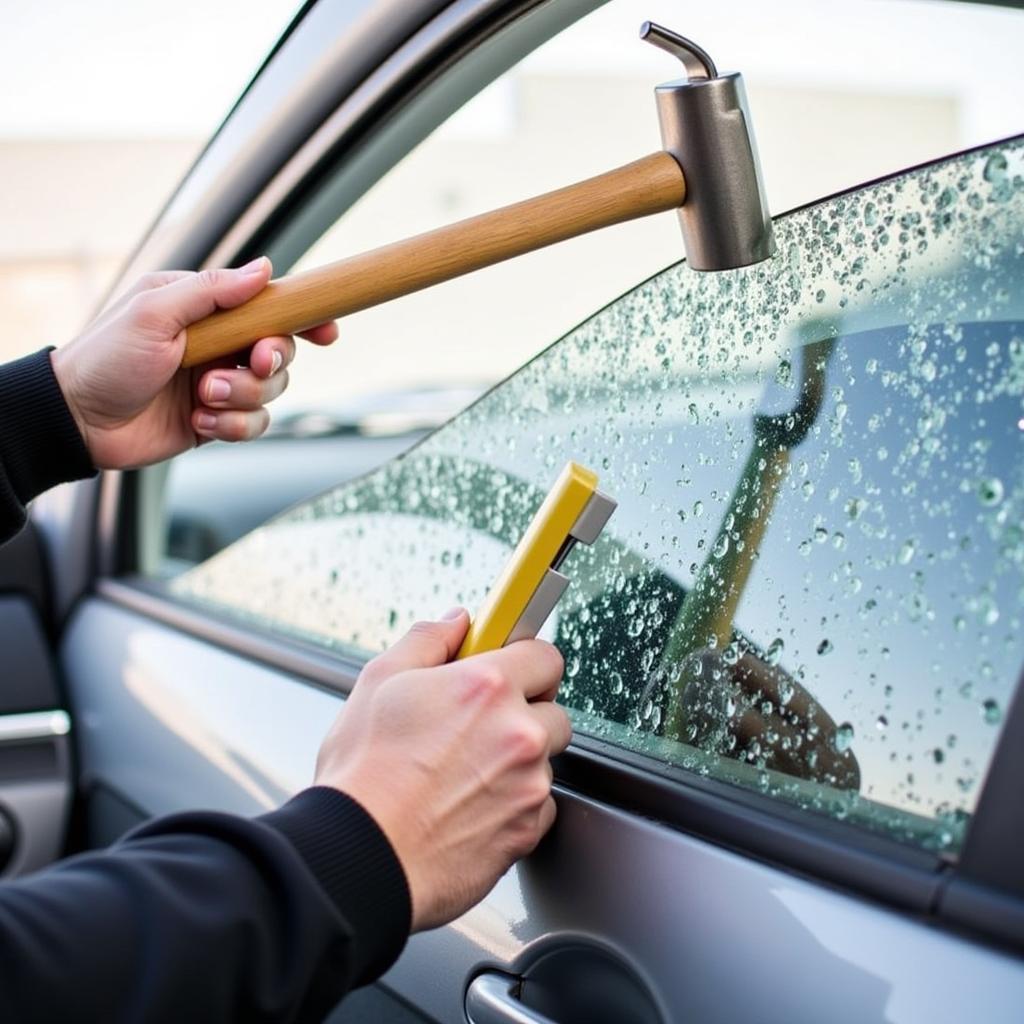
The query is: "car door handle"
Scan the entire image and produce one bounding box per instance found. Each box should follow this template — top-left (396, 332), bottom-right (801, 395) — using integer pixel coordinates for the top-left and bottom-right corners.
top-left (0, 710), bottom-right (71, 744)
top-left (465, 972), bottom-right (560, 1024)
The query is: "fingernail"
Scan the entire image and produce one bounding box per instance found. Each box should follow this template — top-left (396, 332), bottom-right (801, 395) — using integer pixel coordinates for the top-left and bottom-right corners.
top-left (196, 412), bottom-right (217, 432)
top-left (207, 377), bottom-right (230, 402)
top-left (238, 255), bottom-right (268, 275)
top-left (270, 350), bottom-right (283, 376)
top-left (441, 606), bottom-right (465, 621)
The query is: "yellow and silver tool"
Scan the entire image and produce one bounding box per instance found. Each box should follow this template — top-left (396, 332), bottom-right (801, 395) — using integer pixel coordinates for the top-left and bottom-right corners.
top-left (457, 462), bottom-right (616, 659)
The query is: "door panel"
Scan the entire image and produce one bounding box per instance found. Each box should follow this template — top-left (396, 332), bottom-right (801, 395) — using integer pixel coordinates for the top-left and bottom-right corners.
top-left (327, 986), bottom-right (433, 1024)
top-left (64, 596), bottom-right (1024, 1022)
top-left (0, 527), bottom-right (72, 878)
top-left (63, 599), bottom-right (338, 824)
top-left (1, 596), bottom-right (60, 713)
top-left (0, 521), bottom-right (51, 625)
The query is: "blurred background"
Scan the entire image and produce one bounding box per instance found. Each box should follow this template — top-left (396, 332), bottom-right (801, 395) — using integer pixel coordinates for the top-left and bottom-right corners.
top-left (2, 0), bottom-right (1024, 395)
top-left (0, 0), bottom-right (300, 362)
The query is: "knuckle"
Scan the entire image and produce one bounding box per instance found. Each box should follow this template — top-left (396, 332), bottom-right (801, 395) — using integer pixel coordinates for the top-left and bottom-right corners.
top-left (127, 291), bottom-right (157, 323)
top-left (408, 620), bottom-right (441, 641)
top-left (522, 640), bottom-right (563, 686)
top-left (520, 774), bottom-right (552, 810)
top-left (197, 267), bottom-right (221, 291)
top-left (136, 271), bottom-right (164, 291)
top-left (406, 621), bottom-right (450, 664)
top-left (509, 818), bottom-right (541, 857)
top-left (463, 664), bottom-right (508, 703)
top-left (358, 656), bottom-right (387, 689)
top-left (126, 291), bottom-right (170, 334)
top-left (506, 720), bottom-right (547, 762)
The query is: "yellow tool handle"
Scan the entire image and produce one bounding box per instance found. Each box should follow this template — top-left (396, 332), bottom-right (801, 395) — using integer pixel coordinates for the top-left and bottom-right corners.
top-left (456, 462), bottom-right (599, 659)
top-left (181, 152), bottom-right (686, 368)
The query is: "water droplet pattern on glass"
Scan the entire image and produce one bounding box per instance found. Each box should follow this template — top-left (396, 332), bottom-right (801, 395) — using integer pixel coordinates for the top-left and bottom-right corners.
top-left (175, 138), bottom-right (1024, 855)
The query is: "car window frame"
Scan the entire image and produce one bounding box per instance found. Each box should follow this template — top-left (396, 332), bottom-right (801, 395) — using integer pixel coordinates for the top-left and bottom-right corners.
top-left (87, 0), bottom-right (1024, 956)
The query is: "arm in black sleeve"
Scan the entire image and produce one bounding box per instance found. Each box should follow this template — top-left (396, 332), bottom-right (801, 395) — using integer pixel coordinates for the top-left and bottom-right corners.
top-left (0, 348), bottom-right (95, 544)
top-left (0, 787), bottom-right (411, 1023)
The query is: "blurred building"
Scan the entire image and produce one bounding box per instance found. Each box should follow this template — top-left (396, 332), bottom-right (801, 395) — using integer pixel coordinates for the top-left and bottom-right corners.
top-left (0, 139), bottom-right (199, 361)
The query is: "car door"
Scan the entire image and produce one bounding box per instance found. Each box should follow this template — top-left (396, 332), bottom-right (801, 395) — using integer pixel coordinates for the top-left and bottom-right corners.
top-left (55, 0), bottom-right (1024, 1021)
top-left (0, 521), bottom-right (73, 880)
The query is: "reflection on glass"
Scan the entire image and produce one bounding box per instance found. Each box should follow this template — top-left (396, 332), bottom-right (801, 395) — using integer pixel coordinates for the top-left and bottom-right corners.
top-left (175, 138), bottom-right (1024, 854)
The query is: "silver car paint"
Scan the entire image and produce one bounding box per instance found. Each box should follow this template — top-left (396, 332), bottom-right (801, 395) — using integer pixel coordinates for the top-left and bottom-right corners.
top-left (65, 597), bottom-right (1024, 1023)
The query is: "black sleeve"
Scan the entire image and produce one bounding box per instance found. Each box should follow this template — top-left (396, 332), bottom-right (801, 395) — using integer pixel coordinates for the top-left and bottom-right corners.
top-left (0, 787), bottom-right (411, 1023)
top-left (0, 348), bottom-right (96, 543)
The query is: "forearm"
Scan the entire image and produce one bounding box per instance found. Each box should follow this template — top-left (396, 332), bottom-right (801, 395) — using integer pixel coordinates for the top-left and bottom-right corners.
top-left (0, 788), bottom-right (410, 1023)
top-left (0, 348), bottom-right (95, 543)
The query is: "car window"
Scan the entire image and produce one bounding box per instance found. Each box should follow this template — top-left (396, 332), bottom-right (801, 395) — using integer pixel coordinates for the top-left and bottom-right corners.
top-left (172, 136), bottom-right (1024, 854)
top-left (148, 0), bottom-right (1024, 575)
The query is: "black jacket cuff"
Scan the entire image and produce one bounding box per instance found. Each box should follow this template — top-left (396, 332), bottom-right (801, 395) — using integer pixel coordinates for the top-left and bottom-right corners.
top-left (0, 348), bottom-right (95, 505)
top-left (261, 787), bottom-right (412, 986)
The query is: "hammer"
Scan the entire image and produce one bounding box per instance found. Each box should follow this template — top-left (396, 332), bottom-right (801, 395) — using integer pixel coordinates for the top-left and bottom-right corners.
top-left (181, 23), bottom-right (775, 369)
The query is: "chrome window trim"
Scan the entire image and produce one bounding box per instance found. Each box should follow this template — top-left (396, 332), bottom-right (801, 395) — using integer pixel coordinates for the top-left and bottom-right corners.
top-left (96, 578), bottom-right (363, 695)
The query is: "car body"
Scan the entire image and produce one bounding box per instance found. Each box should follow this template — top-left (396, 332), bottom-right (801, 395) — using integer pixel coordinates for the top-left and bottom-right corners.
top-left (3, 1), bottom-right (1024, 1022)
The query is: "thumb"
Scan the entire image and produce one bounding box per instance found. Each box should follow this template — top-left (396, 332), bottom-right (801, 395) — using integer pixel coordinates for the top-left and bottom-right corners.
top-left (359, 608), bottom-right (469, 687)
top-left (143, 257), bottom-right (272, 332)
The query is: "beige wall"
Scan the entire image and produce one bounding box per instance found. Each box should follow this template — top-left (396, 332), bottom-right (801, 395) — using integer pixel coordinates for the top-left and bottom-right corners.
top-left (0, 139), bottom-right (200, 361)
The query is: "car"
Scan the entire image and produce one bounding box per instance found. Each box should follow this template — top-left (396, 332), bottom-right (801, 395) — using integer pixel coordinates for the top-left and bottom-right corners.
top-left (4, 0), bottom-right (1024, 1021)
top-left (163, 384), bottom-right (485, 567)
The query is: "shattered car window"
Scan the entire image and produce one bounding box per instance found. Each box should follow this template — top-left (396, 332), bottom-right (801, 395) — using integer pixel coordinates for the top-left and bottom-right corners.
top-left (174, 137), bottom-right (1024, 854)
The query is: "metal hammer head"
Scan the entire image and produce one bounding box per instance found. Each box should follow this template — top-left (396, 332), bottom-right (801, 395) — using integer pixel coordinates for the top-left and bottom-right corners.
top-left (642, 22), bottom-right (775, 272)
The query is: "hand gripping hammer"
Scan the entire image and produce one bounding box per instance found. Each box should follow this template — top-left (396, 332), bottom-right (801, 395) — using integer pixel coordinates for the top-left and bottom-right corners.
top-left (180, 23), bottom-right (776, 369)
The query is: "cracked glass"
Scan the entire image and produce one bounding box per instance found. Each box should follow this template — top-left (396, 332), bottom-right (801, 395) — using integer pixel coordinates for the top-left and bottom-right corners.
top-left (174, 137), bottom-right (1024, 854)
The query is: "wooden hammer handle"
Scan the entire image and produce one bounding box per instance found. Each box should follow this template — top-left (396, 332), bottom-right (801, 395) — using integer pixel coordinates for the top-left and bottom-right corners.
top-left (181, 151), bottom-right (686, 368)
